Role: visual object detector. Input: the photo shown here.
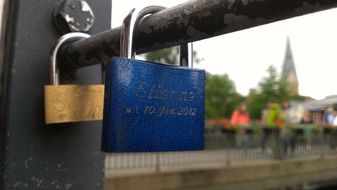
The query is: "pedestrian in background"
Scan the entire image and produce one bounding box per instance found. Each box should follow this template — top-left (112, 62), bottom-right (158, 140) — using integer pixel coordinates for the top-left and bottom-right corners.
top-left (230, 103), bottom-right (251, 153)
top-left (260, 101), bottom-right (284, 156)
top-left (281, 101), bottom-right (296, 156)
top-left (323, 107), bottom-right (334, 144)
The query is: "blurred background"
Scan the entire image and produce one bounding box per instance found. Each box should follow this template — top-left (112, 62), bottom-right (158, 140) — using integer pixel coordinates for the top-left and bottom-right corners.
top-left (105, 1), bottom-right (337, 190)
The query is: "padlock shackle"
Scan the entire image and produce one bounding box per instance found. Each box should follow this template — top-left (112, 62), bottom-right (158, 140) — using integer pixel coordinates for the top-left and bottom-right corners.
top-left (121, 6), bottom-right (193, 67)
top-left (180, 43), bottom-right (193, 68)
top-left (50, 32), bottom-right (90, 85)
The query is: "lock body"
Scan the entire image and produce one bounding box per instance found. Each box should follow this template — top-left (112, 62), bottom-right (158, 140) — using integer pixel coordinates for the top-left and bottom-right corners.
top-left (43, 32), bottom-right (105, 124)
top-left (102, 58), bottom-right (205, 152)
top-left (45, 84), bottom-right (104, 124)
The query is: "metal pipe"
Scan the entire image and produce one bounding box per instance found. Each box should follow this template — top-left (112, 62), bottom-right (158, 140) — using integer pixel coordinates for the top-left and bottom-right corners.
top-left (61, 0), bottom-right (337, 69)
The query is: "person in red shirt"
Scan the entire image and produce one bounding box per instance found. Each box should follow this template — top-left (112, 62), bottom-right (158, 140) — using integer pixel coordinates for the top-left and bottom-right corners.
top-left (230, 104), bottom-right (250, 126)
top-left (230, 104), bottom-right (251, 153)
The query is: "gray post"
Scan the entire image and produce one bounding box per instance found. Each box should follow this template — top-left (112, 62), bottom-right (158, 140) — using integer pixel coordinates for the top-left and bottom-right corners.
top-left (0, 0), bottom-right (111, 189)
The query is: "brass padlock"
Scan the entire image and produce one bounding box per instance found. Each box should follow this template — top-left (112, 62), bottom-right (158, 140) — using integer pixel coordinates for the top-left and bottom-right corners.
top-left (44, 32), bottom-right (104, 124)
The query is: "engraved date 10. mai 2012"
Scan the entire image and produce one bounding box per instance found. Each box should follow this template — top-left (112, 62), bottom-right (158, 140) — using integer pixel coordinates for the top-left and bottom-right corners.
top-left (126, 105), bottom-right (197, 117)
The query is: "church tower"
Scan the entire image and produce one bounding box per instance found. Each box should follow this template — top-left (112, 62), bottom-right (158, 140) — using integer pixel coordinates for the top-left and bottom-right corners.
top-left (282, 38), bottom-right (299, 95)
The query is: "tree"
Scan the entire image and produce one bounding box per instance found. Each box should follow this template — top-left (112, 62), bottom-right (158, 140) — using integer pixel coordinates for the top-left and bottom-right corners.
top-left (247, 65), bottom-right (291, 119)
top-left (205, 74), bottom-right (242, 119)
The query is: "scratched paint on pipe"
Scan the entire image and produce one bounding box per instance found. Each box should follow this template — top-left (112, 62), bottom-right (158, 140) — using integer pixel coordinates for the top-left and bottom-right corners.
top-left (60, 0), bottom-right (337, 69)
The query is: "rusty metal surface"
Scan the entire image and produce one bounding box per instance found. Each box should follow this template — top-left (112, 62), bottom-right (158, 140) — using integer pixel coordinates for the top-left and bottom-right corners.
top-left (61, 0), bottom-right (337, 69)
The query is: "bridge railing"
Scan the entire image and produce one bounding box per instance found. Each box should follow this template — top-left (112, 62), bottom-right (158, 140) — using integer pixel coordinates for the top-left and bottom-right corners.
top-left (105, 125), bottom-right (337, 174)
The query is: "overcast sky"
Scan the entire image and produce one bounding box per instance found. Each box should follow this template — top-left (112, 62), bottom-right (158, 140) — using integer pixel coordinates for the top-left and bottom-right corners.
top-left (111, 0), bottom-right (337, 100)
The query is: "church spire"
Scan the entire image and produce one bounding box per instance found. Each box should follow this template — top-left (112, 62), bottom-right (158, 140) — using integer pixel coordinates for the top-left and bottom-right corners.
top-left (282, 37), bottom-right (299, 95)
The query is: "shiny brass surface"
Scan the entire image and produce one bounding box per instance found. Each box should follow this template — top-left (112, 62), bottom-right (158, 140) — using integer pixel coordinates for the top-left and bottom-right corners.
top-left (44, 84), bottom-right (104, 124)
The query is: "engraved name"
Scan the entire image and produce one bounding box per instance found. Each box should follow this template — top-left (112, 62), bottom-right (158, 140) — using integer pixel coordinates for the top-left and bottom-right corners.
top-left (135, 84), bottom-right (195, 101)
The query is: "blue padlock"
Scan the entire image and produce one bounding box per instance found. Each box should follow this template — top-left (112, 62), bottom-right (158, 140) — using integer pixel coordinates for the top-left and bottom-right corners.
top-left (101, 6), bottom-right (205, 152)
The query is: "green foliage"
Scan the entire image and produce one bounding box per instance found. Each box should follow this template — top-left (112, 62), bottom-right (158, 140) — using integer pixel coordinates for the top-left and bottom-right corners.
top-left (205, 74), bottom-right (242, 119)
top-left (246, 92), bottom-right (265, 120)
top-left (247, 65), bottom-right (291, 119)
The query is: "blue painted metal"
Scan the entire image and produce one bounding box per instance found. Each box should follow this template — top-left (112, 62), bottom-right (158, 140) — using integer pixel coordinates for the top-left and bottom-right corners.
top-left (102, 58), bottom-right (205, 152)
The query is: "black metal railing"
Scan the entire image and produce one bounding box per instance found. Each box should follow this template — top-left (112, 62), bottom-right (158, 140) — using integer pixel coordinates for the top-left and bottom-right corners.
top-left (60, 0), bottom-right (337, 69)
